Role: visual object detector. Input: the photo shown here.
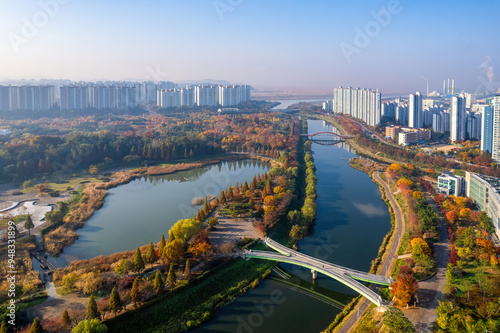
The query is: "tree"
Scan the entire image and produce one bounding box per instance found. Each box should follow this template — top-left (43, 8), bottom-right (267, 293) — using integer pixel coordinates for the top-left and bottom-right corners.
top-left (411, 237), bottom-right (431, 257)
top-left (130, 278), bottom-right (141, 306)
top-left (0, 321), bottom-right (7, 333)
top-left (146, 242), bottom-right (157, 267)
top-left (109, 286), bottom-right (122, 316)
top-left (189, 241), bottom-right (212, 260)
top-left (30, 317), bottom-right (43, 333)
top-left (153, 270), bottom-right (165, 295)
top-left (72, 319), bottom-right (108, 333)
top-left (62, 308), bottom-right (71, 328)
top-left (163, 240), bottom-right (184, 264)
top-left (289, 224), bottom-right (302, 242)
top-left (24, 214), bottom-right (34, 236)
top-left (158, 234), bottom-right (166, 259)
top-left (207, 217), bottom-right (219, 229)
top-left (167, 263), bottom-right (177, 288)
top-left (219, 191), bottom-right (226, 205)
top-left (184, 260), bottom-right (192, 281)
top-left (390, 266), bottom-right (418, 306)
top-left (114, 259), bottom-right (133, 275)
top-left (479, 211), bottom-right (494, 233)
top-left (86, 295), bottom-right (100, 320)
top-left (383, 307), bottom-right (416, 333)
top-left (133, 247), bottom-right (145, 272)
top-left (242, 180), bottom-right (249, 192)
top-left (444, 264), bottom-right (455, 293)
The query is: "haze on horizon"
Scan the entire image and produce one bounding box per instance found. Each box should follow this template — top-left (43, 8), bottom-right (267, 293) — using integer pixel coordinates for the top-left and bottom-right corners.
top-left (0, 0), bottom-right (498, 95)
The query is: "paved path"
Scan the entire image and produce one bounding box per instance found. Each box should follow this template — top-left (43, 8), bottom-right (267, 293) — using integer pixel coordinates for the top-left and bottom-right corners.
top-left (337, 171), bottom-right (404, 333)
top-left (402, 192), bottom-right (449, 332)
top-left (208, 212), bottom-right (262, 247)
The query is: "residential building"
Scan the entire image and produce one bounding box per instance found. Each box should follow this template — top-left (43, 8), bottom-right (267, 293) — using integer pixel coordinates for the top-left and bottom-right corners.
top-left (333, 87), bottom-right (381, 126)
top-left (398, 127), bottom-right (431, 145)
top-left (465, 172), bottom-right (500, 238)
top-left (408, 92), bottom-right (423, 128)
top-left (450, 94), bottom-right (466, 141)
top-left (385, 125), bottom-right (401, 140)
top-left (438, 171), bottom-right (464, 196)
top-left (481, 105), bottom-right (494, 153)
top-left (492, 96), bottom-right (500, 163)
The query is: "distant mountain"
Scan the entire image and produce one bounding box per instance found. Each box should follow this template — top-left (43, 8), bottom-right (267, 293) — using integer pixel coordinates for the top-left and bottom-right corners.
top-left (175, 79), bottom-right (233, 86)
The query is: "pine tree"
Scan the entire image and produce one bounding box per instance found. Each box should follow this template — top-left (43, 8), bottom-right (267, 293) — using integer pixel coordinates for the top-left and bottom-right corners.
top-left (167, 263), bottom-right (177, 288)
top-left (158, 234), bottom-right (166, 259)
top-left (250, 177), bottom-right (256, 191)
top-left (30, 318), bottom-right (43, 333)
top-left (109, 286), bottom-right (122, 316)
top-left (219, 191), bottom-right (226, 205)
top-left (202, 199), bottom-right (209, 216)
top-left (249, 198), bottom-right (254, 209)
top-left (184, 260), bottom-right (192, 281)
top-left (62, 308), bottom-right (71, 328)
top-left (133, 247), bottom-right (145, 272)
top-left (146, 242), bottom-right (156, 267)
top-left (153, 270), bottom-right (165, 295)
top-left (242, 180), bottom-right (249, 192)
top-left (86, 295), bottom-right (99, 320)
top-left (264, 179), bottom-right (272, 196)
top-left (226, 187), bottom-right (233, 200)
top-left (131, 277), bottom-right (141, 306)
top-left (198, 209), bottom-right (206, 222)
top-left (24, 215), bottom-right (34, 236)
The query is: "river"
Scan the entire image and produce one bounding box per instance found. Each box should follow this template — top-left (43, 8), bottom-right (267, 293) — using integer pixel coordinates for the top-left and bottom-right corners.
top-left (49, 159), bottom-right (270, 267)
top-left (193, 119), bottom-right (391, 333)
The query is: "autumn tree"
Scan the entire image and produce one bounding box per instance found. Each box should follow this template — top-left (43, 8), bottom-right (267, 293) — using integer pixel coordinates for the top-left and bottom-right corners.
top-left (62, 308), bottom-right (71, 328)
top-left (158, 234), bottom-right (166, 259)
top-left (130, 278), bottom-right (141, 306)
top-left (72, 319), bottom-right (108, 333)
top-left (24, 214), bottom-right (34, 236)
top-left (289, 224), bottom-right (302, 242)
top-left (153, 270), bottom-right (165, 295)
top-left (207, 217), bottom-right (219, 229)
top-left (146, 242), bottom-right (157, 267)
top-left (383, 307), bottom-right (416, 333)
top-left (411, 237), bottom-right (431, 257)
top-left (86, 295), bottom-right (100, 320)
top-left (163, 239), bottom-right (184, 264)
top-left (167, 263), bottom-right (177, 288)
top-left (133, 247), bottom-right (145, 272)
top-left (390, 266), bottom-right (418, 306)
top-left (109, 286), bottom-right (122, 316)
top-left (30, 317), bottom-right (43, 333)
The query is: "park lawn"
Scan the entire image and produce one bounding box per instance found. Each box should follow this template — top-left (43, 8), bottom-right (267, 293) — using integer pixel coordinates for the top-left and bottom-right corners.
top-left (23, 176), bottom-right (103, 193)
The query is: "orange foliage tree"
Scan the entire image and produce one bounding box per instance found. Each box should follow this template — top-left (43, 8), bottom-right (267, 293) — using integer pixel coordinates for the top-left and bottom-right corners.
top-left (390, 266), bottom-right (418, 306)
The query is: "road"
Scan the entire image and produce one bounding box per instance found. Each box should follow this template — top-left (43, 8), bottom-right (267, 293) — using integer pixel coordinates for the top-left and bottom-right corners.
top-left (337, 171), bottom-right (404, 333)
top-left (401, 192), bottom-right (449, 332)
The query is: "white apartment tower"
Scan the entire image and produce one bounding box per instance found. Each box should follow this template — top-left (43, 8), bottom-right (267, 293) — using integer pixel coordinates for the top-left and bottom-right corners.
top-left (408, 92), bottom-right (423, 128)
top-left (450, 94), bottom-right (466, 141)
top-left (333, 87), bottom-right (381, 126)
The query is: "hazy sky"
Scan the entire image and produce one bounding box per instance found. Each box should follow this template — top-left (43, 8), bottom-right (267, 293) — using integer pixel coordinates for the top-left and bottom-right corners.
top-left (0, 0), bottom-right (498, 94)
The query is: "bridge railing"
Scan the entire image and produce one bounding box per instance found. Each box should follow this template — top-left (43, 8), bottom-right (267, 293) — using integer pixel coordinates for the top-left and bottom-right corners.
top-left (264, 238), bottom-right (391, 283)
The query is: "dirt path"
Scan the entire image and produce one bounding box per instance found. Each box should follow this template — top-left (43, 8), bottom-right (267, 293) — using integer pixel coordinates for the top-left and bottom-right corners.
top-left (208, 212), bottom-right (262, 247)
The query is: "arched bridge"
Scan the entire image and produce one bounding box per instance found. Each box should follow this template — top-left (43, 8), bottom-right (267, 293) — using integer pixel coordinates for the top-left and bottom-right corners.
top-left (300, 132), bottom-right (354, 140)
top-left (242, 238), bottom-right (392, 308)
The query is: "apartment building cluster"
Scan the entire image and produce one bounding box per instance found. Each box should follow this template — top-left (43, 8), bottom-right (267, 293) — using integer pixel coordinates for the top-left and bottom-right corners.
top-left (333, 87), bottom-right (381, 126)
top-left (60, 85), bottom-right (138, 110)
top-left (0, 85), bottom-right (56, 111)
top-left (156, 85), bottom-right (251, 108)
top-left (385, 125), bottom-right (431, 145)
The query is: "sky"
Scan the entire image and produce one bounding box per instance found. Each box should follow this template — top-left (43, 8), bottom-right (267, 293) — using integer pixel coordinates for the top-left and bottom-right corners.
top-left (0, 0), bottom-right (498, 94)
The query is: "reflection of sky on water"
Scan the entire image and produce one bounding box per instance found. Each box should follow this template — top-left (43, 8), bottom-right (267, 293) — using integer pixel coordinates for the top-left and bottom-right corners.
top-left (352, 202), bottom-right (388, 217)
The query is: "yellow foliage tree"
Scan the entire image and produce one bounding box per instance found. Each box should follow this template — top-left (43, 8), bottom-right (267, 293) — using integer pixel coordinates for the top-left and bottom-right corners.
top-left (459, 208), bottom-right (471, 218)
top-left (413, 191), bottom-right (424, 199)
top-left (273, 186), bottom-right (285, 195)
top-left (411, 237), bottom-right (431, 256)
top-left (397, 177), bottom-right (414, 188)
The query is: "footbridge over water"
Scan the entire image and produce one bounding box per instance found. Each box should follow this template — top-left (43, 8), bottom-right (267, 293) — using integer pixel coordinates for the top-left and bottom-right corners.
top-left (242, 238), bottom-right (393, 308)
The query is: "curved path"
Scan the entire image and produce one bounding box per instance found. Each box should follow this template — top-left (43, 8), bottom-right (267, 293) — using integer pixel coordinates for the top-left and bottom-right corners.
top-left (336, 171), bottom-right (404, 333)
top-left (244, 238), bottom-right (392, 308)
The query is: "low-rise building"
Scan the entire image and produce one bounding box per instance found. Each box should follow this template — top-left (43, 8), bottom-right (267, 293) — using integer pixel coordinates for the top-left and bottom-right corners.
top-left (385, 125), bottom-right (401, 140)
top-left (397, 127), bottom-right (431, 145)
top-left (438, 171), bottom-right (464, 196)
top-left (465, 171), bottom-right (500, 239)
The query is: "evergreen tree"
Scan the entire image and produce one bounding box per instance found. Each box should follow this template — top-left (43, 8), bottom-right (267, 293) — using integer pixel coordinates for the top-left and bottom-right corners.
top-left (109, 286), bottom-right (122, 316)
top-left (226, 187), bottom-right (233, 200)
top-left (242, 180), bottom-right (249, 192)
top-left (62, 308), bottom-right (71, 328)
top-left (184, 260), bottom-right (192, 280)
top-left (264, 179), bottom-right (272, 196)
top-left (133, 247), bottom-right (145, 272)
top-left (153, 270), bottom-right (165, 295)
top-left (24, 215), bottom-right (34, 236)
top-left (248, 198), bottom-right (254, 209)
top-left (86, 295), bottom-right (100, 320)
top-left (219, 191), bottom-right (226, 205)
top-left (202, 199), bottom-right (209, 216)
top-left (146, 242), bottom-right (156, 267)
top-left (30, 318), bottom-right (43, 333)
top-left (131, 278), bottom-right (141, 306)
top-left (167, 263), bottom-right (177, 288)
top-left (158, 234), bottom-right (166, 259)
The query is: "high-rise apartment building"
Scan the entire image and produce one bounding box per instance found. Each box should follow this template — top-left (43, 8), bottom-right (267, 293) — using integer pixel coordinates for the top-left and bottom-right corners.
top-left (0, 85), bottom-right (55, 111)
top-left (408, 92), bottom-right (423, 128)
top-left (450, 94), bottom-right (466, 141)
top-left (492, 96), bottom-right (500, 163)
top-left (481, 105), bottom-right (494, 154)
top-left (333, 87), bottom-right (381, 126)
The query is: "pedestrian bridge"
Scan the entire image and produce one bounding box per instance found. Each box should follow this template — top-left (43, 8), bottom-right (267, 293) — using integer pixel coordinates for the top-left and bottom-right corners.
top-left (242, 238), bottom-right (392, 308)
